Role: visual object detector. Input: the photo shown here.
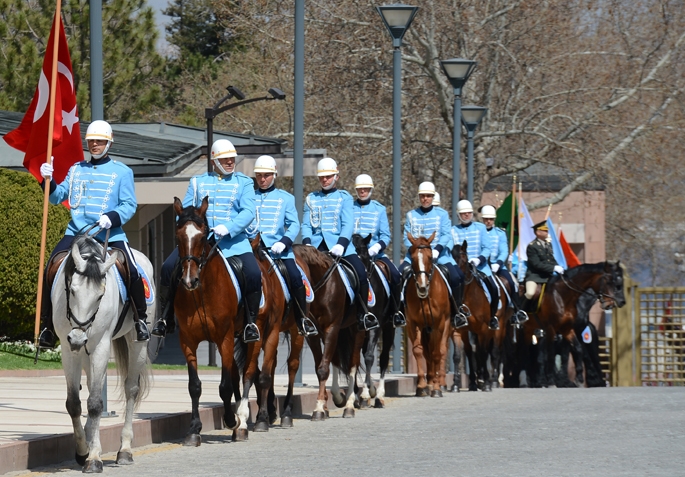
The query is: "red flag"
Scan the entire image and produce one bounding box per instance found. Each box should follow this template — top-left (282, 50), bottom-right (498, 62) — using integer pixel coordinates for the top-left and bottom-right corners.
top-left (3, 14), bottom-right (83, 183)
top-left (559, 229), bottom-right (582, 268)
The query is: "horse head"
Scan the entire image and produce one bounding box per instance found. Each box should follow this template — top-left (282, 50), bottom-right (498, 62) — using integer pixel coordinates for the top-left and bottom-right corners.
top-left (452, 240), bottom-right (469, 273)
top-left (175, 196), bottom-right (209, 291)
top-left (600, 260), bottom-right (626, 309)
top-left (65, 236), bottom-right (118, 352)
top-left (352, 233), bottom-right (372, 267)
top-left (407, 232), bottom-right (436, 299)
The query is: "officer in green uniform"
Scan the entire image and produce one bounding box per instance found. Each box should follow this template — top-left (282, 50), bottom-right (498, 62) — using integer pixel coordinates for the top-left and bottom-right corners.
top-left (522, 220), bottom-right (564, 311)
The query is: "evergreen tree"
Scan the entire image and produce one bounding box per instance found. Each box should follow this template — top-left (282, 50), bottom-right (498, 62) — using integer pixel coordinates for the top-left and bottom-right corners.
top-left (0, 0), bottom-right (166, 121)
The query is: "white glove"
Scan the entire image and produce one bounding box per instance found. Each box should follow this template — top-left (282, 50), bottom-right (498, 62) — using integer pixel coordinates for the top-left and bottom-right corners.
top-left (97, 215), bottom-right (112, 230)
top-left (330, 244), bottom-right (345, 257)
top-left (491, 263), bottom-right (500, 273)
top-left (40, 159), bottom-right (54, 180)
top-left (469, 257), bottom-right (481, 267)
top-left (554, 265), bottom-right (565, 274)
top-left (271, 241), bottom-right (286, 254)
top-left (431, 249), bottom-right (439, 260)
top-left (212, 224), bottom-right (229, 238)
top-left (368, 243), bottom-right (382, 257)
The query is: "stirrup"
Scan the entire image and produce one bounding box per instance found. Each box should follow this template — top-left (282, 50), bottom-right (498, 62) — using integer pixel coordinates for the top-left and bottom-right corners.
top-left (38, 328), bottom-right (56, 349)
top-left (360, 312), bottom-right (380, 331)
top-left (488, 316), bottom-right (500, 331)
top-left (513, 310), bottom-right (529, 324)
top-left (534, 328), bottom-right (545, 339)
top-left (298, 317), bottom-right (318, 337)
top-left (459, 304), bottom-right (471, 318)
top-left (243, 323), bottom-right (261, 343)
top-left (451, 313), bottom-right (468, 329)
top-left (392, 311), bottom-right (406, 328)
top-left (151, 319), bottom-right (167, 338)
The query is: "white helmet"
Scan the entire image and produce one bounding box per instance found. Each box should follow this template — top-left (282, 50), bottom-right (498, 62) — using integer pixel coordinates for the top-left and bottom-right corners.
top-left (480, 204), bottom-right (496, 218)
top-left (457, 200), bottom-right (473, 214)
top-left (355, 174), bottom-right (374, 189)
top-left (317, 157), bottom-right (339, 177)
top-left (85, 120), bottom-right (113, 160)
top-left (211, 139), bottom-right (237, 175)
top-left (417, 181), bottom-right (436, 196)
top-left (433, 192), bottom-right (441, 206)
top-left (254, 155), bottom-right (277, 175)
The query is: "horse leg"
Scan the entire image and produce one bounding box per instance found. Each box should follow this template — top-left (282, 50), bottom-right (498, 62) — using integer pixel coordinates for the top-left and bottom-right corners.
top-left (342, 366), bottom-right (358, 418)
top-left (490, 339), bottom-right (502, 389)
top-left (568, 332), bottom-right (585, 386)
top-left (451, 332), bottom-right (462, 392)
top-left (213, 337), bottom-right (242, 442)
top-left (409, 326), bottom-right (429, 396)
top-left (308, 331), bottom-right (329, 421)
top-left (360, 328), bottom-right (379, 408)
top-left (464, 334), bottom-right (478, 391)
top-left (281, 329), bottom-right (304, 427)
top-left (116, 337), bottom-right (147, 465)
top-left (254, 327), bottom-right (279, 431)
top-left (63, 351), bottom-right (88, 466)
top-left (82, 342), bottom-right (110, 473)
top-left (375, 322), bottom-right (395, 407)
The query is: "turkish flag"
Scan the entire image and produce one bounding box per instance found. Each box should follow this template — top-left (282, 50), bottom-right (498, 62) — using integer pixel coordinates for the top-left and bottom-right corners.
top-left (559, 229), bottom-right (582, 268)
top-left (3, 14), bottom-right (83, 184)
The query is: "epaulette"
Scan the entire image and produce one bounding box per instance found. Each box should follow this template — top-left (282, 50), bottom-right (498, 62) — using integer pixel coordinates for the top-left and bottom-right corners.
top-left (371, 200), bottom-right (385, 209)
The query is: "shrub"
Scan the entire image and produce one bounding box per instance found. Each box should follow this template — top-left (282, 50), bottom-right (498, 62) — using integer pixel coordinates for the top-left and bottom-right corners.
top-left (0, 169), bottom-right (70, 339)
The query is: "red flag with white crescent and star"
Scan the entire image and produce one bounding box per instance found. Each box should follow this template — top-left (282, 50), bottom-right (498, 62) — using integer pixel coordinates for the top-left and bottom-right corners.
top-left (3, 14), bottom-right (83, 183)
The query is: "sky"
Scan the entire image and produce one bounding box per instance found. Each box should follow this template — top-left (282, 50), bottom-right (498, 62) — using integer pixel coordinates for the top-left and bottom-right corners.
top-left (146, 0), bottom-right (171, 51)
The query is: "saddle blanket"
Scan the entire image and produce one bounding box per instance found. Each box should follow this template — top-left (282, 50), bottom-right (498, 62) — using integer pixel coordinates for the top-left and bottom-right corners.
top-left (373, 262), bottom-right (391, 297)
top-left (337, 264), bottom-right (356, 303)
top-left (219, 255), bottom-right (265, 309)
top-left (263, 254), bottom-right (315, 303)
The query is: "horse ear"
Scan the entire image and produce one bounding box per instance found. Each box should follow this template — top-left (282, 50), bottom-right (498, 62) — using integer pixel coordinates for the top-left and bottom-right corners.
top-left (407, 233), bottom-right (417, 245)
top-left (71, 242), bottom-right (86, 272)
top-left (462, 240), bottom-right (467, 249)
top-left (102, 252), bottom-right (118, 273)
top-left (199, 196), bottom-right (209, 217)
top-left (364, 234), bottom-right (372, 245)
top-left (173, 197), bottom-right (183, 217)
top-left (428, 231), bottom-right (436, 243)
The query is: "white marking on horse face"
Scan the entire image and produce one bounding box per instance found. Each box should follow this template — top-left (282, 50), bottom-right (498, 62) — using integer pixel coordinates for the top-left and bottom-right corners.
top-left (182, 223), bottom-right (203, 287)
top-left (417, 249), bottom-right (428, 292)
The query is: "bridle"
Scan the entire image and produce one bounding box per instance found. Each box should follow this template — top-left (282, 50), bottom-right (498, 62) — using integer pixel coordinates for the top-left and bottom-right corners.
top-left (177, 220), bottom-right (220, 273)
top-left (560, 270), bottom-right (620, 310)
top-left (410, 244), bottom-right (435, 298)
top-left (454, 248), bottom-right (476, 285)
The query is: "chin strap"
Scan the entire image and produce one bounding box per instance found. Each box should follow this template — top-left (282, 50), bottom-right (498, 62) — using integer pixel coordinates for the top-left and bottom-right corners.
top-left (90, 141), bottom-right (111, 161)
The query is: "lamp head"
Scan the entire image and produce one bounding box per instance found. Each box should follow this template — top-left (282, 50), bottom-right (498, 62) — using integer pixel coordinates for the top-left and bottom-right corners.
top-left (268, 88), bottom-right (286, 100)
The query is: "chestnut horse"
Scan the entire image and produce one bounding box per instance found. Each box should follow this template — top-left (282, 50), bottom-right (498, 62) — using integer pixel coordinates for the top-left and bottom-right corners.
top-left (404, 233), bottom-right (451, 397)
top-left (173, 197), bottom-right (241, 445)
top-left (522, 262), bottom-right (626, 387)
top-left (353, 233), bottom-right (397, 408)
top-left (292, 244), bottom-right (365, 419)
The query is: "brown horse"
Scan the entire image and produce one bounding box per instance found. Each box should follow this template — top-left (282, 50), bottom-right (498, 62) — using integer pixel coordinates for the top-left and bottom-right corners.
top-left (292, 244), bottom-right (365, 419)
top-left (521, 261), bottom-right (626, 387)
top-left (173, 197), bottom-right (242, 446)
top-left (404, 233), bottom-right (452, 397)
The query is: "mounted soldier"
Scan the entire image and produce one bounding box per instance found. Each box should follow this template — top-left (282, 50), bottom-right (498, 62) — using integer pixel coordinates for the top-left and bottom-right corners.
top-left (246, 155), bottom-right (317, 337)
top-left (480, 204), bottom-right (528, 324)
top-left (352, 174), bottom-right (405, 328)
top-left (151, 139), bottom-right (262, 343)
top-left (37, 120), bottom-right (150, 347)
top-left (522, 220), bottom-right (565, 312)
top-left (301, 158), bottom-right (379, 331)
top-left (451, 200), bottom-right (500, 330)
top-left (400, 181), bottom-right (466, 328)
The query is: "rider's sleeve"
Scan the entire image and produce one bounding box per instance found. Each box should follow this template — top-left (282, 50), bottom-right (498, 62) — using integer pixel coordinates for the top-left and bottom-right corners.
top-left (437, 212), bottom-right (452, 250)
top-left (107, 166), bottom-right (137, 227)
top-left (495, 229), bottom-right (508, 266)
top-left (280, 194), bottom-right (300, 249)
top-left (224, 178), bottom-right (256, 237)
top-left (527, 242), bottom-right (556, 275)
top-left (478, 223), bottom-right (491, 265)
top-left (403, 212), bottom-right (412, 249)
top-left (336, 192), bottom-right (354, 249)
top-left (301, 194), bottom-right (312, 245)
top-left (182, 177), bottom-right (198, 208)
top-left (48, 164), bottom-right (76, 204)
top-left (377, 206), bottom-right (391, 251)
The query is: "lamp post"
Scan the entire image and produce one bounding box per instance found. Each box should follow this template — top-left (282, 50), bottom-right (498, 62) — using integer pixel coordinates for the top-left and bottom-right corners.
top-left (376, 3), bottom-right (418, 374)
top-left (460, 106), bottom-right (488, 204)
top-left (440, 58), bottom-right (476, 224)
top-left (205, 86), bottom-right (286, 173)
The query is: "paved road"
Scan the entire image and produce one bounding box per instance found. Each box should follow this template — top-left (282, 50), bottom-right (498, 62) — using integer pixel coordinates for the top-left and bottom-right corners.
top-left (9, 387), bottom-right (684, 477)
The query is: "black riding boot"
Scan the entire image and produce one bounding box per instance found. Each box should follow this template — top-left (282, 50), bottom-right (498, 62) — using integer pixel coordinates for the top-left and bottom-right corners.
top-left (243, 290), bottom-right (261, 343)
top-left (449, 278), bottom-right (468, 329)
top-left (391, 282), bottom-right (406, 328)
top-left (357, 295), bottom-right (379, 331)
top-left (511, 293), bottom-right (529, 325)
top-left (151, 284), bottom-right (176, 337)
top-left (293, 285), bottom-right (317, 337)
top-left (130, 277), bottom-right (150, 342)
top-left (38, 281), bottom-right (57, 349)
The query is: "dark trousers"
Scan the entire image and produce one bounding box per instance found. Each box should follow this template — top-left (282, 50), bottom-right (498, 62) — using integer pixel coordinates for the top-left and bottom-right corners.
top-left (281, 258), bottom-right (304, 291)
top-left (497, 267), bottom-right (517, 296)
top-left (317, 242), bottom-right (369, 303)
top-left (51, 235), bottom-right (140, 282)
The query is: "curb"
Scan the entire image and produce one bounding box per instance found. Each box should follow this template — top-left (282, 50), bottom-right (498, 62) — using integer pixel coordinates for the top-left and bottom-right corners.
top-left (0, 375), bottom-right (425, 475)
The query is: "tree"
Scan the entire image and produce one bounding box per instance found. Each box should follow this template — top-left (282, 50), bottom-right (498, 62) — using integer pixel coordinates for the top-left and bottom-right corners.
top-left (0, 0), bottom-right (166, 121)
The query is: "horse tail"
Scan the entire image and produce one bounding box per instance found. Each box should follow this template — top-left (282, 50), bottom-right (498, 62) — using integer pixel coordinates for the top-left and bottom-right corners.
top-left (112, 336), bottom-right (151, 410)
top-left (233, 336), bottom-right (247, 371)
top-left (335, 326), bottom-right (355, 375)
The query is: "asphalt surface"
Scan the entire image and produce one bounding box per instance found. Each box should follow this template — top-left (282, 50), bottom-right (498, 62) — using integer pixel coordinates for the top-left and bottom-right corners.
top-left (7, 386), bottom-right (684, 477)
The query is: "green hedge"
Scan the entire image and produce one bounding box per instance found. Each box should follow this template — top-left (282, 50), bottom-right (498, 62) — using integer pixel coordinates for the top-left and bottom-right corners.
top-left (0, 169), bottom-right (70, 340)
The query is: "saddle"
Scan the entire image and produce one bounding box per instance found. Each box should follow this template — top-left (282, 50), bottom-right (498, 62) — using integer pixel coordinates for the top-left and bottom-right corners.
top-left (226, 256), bottom-right (247, 297)
top-left (46, 247), bottom-right (132, 289)
top-left (519, 282), bottom-right (546, 312)
top-left (338, 257), bottom-right (360, 300)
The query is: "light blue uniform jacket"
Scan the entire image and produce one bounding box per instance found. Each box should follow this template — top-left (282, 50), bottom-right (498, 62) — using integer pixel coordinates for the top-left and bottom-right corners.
top-left (49, 159), bottom-right (137, 243)
top-left (403, 206), bottom-right (456, 266)
top-left (246, 187), bottom-right (299, 260)
top-left (302, 189), bottom-right (356, 256)
top-left (353, 199), bottom-right (391, 258)
top-left (183, 172), bottom-right (256, 257)
top-left (451, 221), bottom-right (493, 277)
top-left (486, 226), bottom-right (509, 267)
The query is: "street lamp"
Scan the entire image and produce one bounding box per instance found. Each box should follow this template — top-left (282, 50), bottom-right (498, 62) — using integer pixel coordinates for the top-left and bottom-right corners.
top-left (376, 3), bottom-right (418, 374)
top-left (460, 105), bottom-right (488, 204)
top-left (205, 86), bottom-right (286, 173)
top-left (440, 58), bottom-right (476, 223)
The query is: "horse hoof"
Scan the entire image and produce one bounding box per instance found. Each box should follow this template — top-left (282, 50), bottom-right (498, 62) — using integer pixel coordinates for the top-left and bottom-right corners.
top-left (280, 415), bottom-right (294, 428)
top-left (253, 421), bottom-right (269, 432)
top-left (415, 387), bottom-right (429, 397)
top-left (450, 384), bottom-right (460, 393)
top-left (232, 428), bottom-right (249, 442)
top-left (359, 399), bottom-right (369, 409)
top-left (369, 384), bottom-right (377, 399)
top-left (269, 413), bottom-right (278, 425)
top-left (484, 383), bottom-right (492, 392)
top-left (374, 399), bottom-right (385, 409)
top-left (115, 451), bottom-right (134, 465)
top-left (183, 434), bottom-right (202, 447)
top-left (83, 460), bottom-right (103, 473)
top-left (325, 409), bottom-right (330, 418)
top-left (311, 411), bottom-right (327, 421)
top-left (440, 385), bottom-right (448, 392)
top-left (430, 389), bottom-right (443, 398)
top-left (468, 384), bottom-right (478, 392)
top-left (342, 407), bottom-right (356, 418)
top-left (75, 452), bottom-right (88, 466)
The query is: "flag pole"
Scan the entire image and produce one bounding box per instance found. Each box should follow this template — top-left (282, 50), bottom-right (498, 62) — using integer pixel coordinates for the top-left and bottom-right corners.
top-left (516, 182), bottom-right (523, 281)
top-left (544, 203), bottom-right (552, 221)
top-left (508, 174), bottom-right (516, 267)
top-left (34, 3), bottom-right (63, 352)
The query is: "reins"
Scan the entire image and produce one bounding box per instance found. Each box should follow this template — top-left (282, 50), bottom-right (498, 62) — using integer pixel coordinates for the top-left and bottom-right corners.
top-left (560, 270), bottom-right (618, 310)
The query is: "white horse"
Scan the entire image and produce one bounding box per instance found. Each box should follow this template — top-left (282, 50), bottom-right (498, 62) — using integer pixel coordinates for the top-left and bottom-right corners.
top-left (52, 234), bottom-right (153, 473)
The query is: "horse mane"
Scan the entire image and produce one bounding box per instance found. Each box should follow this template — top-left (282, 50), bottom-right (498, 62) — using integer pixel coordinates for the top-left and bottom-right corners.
top-left (293, 244), bottom-right (333, 269)
top-left (64, 235), bottom-right (107, 286)
top-left (177, 204), bottom-right (208, 231)
top-left (564, 262), bottom-right (607, 279)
